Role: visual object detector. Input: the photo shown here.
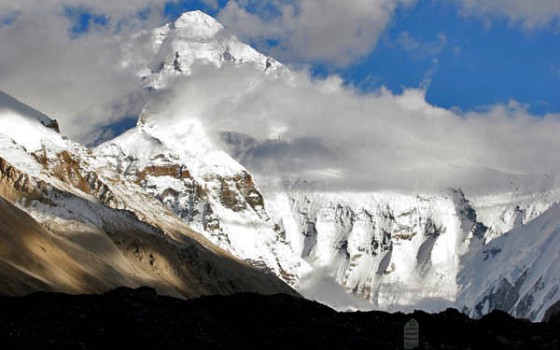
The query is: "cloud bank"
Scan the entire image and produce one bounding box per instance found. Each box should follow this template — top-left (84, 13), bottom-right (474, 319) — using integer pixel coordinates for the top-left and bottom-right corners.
top-left (145, 64), bottom-right (560, 193)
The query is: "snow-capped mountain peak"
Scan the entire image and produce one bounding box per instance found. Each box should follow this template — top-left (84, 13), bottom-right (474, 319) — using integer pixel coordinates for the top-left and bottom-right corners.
top-left (172, 10), bottom-right (225, 38)
top-left (143, 11), bottom-right (286, 88)
top-left (96, 12), bottom-right (307, 284)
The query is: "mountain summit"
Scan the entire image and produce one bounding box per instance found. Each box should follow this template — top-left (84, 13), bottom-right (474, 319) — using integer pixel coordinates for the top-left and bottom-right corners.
top-left (172, 10), bottom-right (225, 36)
top-left (142, 10), bottom-right (285, 89)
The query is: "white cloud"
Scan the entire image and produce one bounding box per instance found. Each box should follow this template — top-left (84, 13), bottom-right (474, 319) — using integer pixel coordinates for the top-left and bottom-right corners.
top-left (202, 0), bottom-right (219, 10)
top-left (455, 0), bottom-right (560, 29)
top-left (217, 0), bottom-right (416, 67)
top-left (147, 64), bottom-right (560, 193)
top-left (298, 266), bottom-right (375, 311)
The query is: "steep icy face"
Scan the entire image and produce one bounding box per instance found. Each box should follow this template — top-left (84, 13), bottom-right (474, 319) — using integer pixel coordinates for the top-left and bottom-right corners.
top-left (458, 202), bottom-right (560, 321)
top-left (263, 186), bottom-right (474, 311)
top-left (142, 11), bottom-right (286, 89)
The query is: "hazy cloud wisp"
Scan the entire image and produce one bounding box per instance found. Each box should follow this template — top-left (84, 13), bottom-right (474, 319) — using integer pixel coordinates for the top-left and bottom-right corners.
top-left (0, 1), bottom-right (171, 143)
top-left (455, 0), bottom-right (560, 29)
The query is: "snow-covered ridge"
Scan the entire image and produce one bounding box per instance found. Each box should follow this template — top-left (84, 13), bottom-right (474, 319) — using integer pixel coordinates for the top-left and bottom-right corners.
top-left (0, 89), bottom-right (296, 298)
top-left (0, 90), bottom-right (53, 126)
top-left (0, 91), bottom-right (63, 154)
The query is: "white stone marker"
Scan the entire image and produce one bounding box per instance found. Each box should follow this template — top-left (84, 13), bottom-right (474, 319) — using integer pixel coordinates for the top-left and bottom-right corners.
top-left (404, 318), bottom-right (419, 349)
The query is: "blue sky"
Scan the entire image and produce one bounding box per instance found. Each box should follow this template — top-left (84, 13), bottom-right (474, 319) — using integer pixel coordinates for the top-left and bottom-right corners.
top-left (158, 0), bottom-right (560, 116)
top-left (351, 1), bottom-right (560, 116)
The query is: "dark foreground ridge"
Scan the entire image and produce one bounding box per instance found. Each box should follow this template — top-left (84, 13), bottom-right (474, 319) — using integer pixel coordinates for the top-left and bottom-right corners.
top-left (0, 287), bottom-right (559, 349)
